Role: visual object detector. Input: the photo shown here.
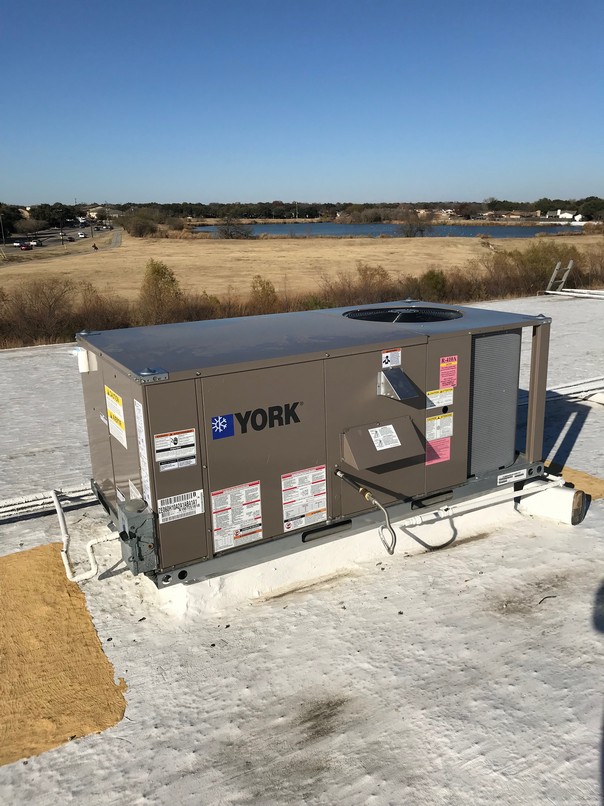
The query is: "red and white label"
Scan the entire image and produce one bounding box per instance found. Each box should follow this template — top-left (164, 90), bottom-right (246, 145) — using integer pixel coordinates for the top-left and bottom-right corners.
top-left (281, 465), bottom-right (327, 531)
top-left (211, 480), bottom-right (263, 552)
top-left (426, 437), bottom-right (451, 466)
top-left (381, 348), bottom-right (401, 368)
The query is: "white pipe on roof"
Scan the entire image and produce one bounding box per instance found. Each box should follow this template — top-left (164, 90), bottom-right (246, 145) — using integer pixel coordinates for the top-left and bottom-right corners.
top-left (518, 376), bottom-right (604, 406)
top-left (51, 489), bottom-right (118, 583)
top-left (545, 290), bottom-right (604, 299)
top-left (0, 485), bottom-right (94, 519)
top-left (397, 477), bottom-right (566, 530)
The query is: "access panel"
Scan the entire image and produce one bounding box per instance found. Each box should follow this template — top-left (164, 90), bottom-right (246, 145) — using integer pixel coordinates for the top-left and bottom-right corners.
top-left (145, 379), bottom-right (208, 570)
top-left (325, 343), bottom-right (428, 518)
top-left (199, 361), bottom-right (327, 554)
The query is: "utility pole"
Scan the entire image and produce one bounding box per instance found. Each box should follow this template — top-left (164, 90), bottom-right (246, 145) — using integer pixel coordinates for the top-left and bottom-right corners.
top-left (0, 213), bottom-right (6, 259)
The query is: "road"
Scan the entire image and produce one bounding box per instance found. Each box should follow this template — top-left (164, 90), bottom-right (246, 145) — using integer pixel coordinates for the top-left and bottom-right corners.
top-left (2, 223), bottom-right (119, 258)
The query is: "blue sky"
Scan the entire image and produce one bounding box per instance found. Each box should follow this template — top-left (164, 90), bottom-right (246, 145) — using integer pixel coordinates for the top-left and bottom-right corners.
top-left (3, 0), bottom-right (603, 204)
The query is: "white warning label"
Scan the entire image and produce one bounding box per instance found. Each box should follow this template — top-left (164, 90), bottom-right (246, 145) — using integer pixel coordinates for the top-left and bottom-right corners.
top-left (426, 412), bottom-right (454, 441)
top-left (368, 424), bottom-right (401, 451)
top-left (154, 428), bottom-right (197, 472)
top-left (211, 481), bottom-right (263, 552)
top-left (104, 385), bottom-right (127, 448)
top-left (134, 399), bottom-right (152, 504)
top-left (426, 388), bottom-right (454, 408)
top-left (158, 489), bottom-right (204, 524)
top-left (381, 348), bottom-right (401, 368)
top-left (281, 465), bottom-right (327, 532)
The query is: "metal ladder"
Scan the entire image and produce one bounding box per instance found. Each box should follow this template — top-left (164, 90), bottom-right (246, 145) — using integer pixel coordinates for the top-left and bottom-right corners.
top-left (544, 259), bottom-right (604, 299)
top-left (545, 260), bottom-right (573, 293)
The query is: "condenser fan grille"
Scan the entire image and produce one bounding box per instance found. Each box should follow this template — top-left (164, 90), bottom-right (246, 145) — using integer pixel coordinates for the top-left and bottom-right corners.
top-left (344, 307), bottom-right (463, 323)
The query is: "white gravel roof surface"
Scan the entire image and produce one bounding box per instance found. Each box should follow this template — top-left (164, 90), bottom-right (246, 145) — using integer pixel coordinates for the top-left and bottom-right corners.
top-left (0, 294), bottom-right (603, 805)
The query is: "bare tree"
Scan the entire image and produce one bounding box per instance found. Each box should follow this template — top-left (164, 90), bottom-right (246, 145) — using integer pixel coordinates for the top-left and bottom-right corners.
top-left (217, 215), bottom-right (254, 239)
top-left (396, 208), bottom-right (434, 237)
top-left (14, 218), bottom-right (47, 235)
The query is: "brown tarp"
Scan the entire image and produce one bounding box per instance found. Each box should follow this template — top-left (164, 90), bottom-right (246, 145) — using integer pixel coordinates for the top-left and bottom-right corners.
top-left (0, 542), bottom-right (127, 766)
top-left (547, 463), bottom-right (604, 500)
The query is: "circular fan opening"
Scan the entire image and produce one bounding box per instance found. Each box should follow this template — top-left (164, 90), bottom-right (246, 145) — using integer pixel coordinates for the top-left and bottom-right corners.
top-left (344, 306), bottom-right (463, 323)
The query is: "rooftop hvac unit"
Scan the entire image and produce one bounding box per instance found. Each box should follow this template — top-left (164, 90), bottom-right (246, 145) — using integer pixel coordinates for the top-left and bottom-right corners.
top-left (76, 301), bottom-right (551, 586)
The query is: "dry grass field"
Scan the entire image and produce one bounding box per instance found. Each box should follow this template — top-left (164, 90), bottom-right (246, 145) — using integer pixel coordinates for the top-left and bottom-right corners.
top-left (2, 231), bottom-right (599, 301)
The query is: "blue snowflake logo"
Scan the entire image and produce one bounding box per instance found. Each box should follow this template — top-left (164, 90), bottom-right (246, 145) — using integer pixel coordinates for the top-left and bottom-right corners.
top-left (211, 414), bottom-right (234, 439)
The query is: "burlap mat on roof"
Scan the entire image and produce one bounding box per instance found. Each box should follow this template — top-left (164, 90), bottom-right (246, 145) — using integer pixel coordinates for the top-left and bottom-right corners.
top-left (546, 463), bottom-right (604, 500)
top-left (0, 542), bottom-right (126, 766)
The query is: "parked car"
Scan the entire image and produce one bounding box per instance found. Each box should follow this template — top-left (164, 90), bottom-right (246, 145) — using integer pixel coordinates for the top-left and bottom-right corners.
top-left (29, 239), bottom-right (43, 247)
top-left (67, 236), bottom-right (75, 242)
top-left (13, 241), bottom-right (23, 247)
top-left (20, 243), bottom-right (33, 251)
top-left (78, 232), bottom-right (88, 238)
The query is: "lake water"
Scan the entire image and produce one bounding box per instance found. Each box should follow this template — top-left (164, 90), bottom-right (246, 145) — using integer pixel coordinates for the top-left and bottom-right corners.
top-left (194, 222), bottom-right (576, 239)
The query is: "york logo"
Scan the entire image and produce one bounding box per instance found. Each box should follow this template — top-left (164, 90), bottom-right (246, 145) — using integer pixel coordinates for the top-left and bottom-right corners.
top-left (211, 403), bottom-right (301, 440)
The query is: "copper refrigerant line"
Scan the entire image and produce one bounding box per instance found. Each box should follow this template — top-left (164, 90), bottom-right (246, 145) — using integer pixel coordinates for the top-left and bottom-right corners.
top-left (335, 469), bottom-right (397, 555)
top-left (334, 469), bottom-right (572, 556)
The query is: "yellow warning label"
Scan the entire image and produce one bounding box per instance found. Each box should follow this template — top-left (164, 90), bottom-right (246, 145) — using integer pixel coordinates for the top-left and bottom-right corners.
top-left (104, 385), bottom-right (122, 406)
top-left (104, 384), bottom-right (127, 448)
top-left (426, 412), bottom-right (454, 441)
top-left (108, 409), bottom-right (125, 430)
top-left (426, 388), bottom-right (454, 407)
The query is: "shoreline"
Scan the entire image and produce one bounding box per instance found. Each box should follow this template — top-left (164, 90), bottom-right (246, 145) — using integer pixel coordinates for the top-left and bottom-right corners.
top-left (189, 217), bottom-right (574, 228)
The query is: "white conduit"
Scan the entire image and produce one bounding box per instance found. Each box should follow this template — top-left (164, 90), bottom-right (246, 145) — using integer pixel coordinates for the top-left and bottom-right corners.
top-left (51, 490), bottom-right (118, 583)
top-left (518, 376), bottom-right (604, 406)
top-left (569, 288), bottom-right (604, 299)
top-left (0, 485), bottom-right (94, 520)
top-left (546, 290), bottom-right (604, 299)
top-left (397, 477), bottom-right (565, 530)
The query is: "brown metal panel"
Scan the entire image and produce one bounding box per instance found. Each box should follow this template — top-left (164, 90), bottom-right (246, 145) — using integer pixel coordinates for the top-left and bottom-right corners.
top-left (199, 362), bottom-right (327, 552)
top-left (526, 322), bottom-right (550, 463)
top-left (79, 354), bottom-right (116, 512)
top-left (342, 416), bottom-right (424, 470)
top-left (424, 334), bottom-right (471, 492)
top-left (99, 364), bottom-right (146, 513)
top-left (145, 380), bottom-right (209, 569)
top-left (325, 344), bottom-right (428, 517)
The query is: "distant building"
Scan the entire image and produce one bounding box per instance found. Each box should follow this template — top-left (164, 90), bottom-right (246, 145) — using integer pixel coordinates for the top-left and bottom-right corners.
top-left (501, 211), bottom-right (535, 219)
top-left (546, 209), bottom-right (577, 220)
top-left (86, 206), bottom-right (122, 220)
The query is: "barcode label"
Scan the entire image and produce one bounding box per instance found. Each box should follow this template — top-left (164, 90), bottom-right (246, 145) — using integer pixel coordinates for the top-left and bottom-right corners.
top-left (158, 489), bottom-right (204, 524)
